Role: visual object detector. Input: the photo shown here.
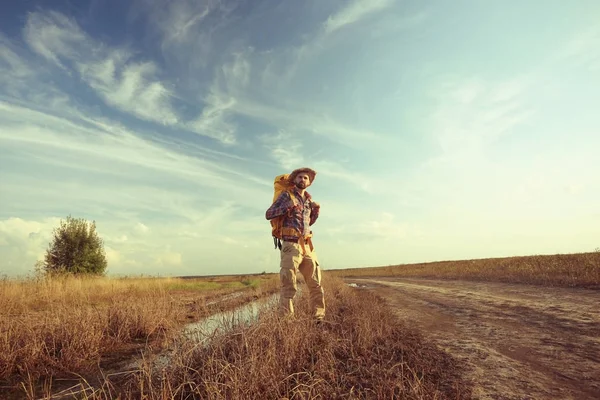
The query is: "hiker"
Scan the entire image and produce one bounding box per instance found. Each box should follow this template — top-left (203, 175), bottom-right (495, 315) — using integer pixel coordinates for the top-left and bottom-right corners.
top-left (265, 167), bottom-right (326, 323)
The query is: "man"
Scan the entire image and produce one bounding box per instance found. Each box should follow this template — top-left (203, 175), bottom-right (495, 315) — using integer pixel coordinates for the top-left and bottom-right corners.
top-left (265, 167), bottom-right (326, 322)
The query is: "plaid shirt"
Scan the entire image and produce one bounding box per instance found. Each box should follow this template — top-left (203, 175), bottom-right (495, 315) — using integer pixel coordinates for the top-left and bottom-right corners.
top-left (265, 189), bottom-right (319, 241)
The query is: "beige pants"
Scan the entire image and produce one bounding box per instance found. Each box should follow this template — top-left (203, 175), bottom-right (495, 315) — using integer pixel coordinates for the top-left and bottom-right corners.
top-left (279, 240), bottom-right (325, 320)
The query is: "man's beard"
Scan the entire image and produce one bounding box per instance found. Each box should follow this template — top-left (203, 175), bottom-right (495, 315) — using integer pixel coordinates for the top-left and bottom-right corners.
top-left (295, 182), bottom-right (307, 189)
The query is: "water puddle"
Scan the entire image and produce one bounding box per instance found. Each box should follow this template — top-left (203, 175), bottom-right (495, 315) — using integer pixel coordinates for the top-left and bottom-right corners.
top-left (121, 293), bottom-right (279, 373)
top-left (347, 283), bottom-right (369, 288)
top-left (183, 293), bottom-right (279, 342)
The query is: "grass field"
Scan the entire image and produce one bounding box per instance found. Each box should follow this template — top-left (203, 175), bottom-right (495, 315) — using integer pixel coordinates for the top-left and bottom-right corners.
top-left (5, 276), bottom-right (471, 399)
top-left (109, 276), bottom-right (470, 400)
top-left (2, 251), bottom-right (598, 398)
top-left (328, 251), bottom-right (600, 289)
top-left (0, 273), bottom-right (279, 393)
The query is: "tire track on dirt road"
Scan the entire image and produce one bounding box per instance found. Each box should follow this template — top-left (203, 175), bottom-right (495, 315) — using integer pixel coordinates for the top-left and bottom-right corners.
top-left (346, 277), bottom-right (600, 400)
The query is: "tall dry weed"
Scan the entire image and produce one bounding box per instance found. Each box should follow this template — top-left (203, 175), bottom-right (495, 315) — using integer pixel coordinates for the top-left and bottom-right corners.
top-left (0, 296), bottom-right (180, 382)
top-left (120, 276), bottom-right (470, 399)
top-left (0, 273), bottom-right (278, 389)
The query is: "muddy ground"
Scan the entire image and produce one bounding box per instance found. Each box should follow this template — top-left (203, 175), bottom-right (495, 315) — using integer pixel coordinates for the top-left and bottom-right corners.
top-left (345, 277), bottom-right (600, 400)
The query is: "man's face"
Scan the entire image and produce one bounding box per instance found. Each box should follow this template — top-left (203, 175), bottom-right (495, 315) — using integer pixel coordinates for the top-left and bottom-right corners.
top-left (294, 173), bottom-right (311, 189)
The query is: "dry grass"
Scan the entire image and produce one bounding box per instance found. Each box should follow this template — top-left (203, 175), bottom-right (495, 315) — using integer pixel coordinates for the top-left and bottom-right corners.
top-left (0, 273), bottom-right (279, 388)
top-left (328, 251), bottom-right (600, 288)
top-left (89, 276), bottom-right (470, 400)
top-left (0, 274), bottom-right (278, 316)
top-left (3, 275), bottom-right (471, 399)
top-left (6, 251), bottom-right (592, 398)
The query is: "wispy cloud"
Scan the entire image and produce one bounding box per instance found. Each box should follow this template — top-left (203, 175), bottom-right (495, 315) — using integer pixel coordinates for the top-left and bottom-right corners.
top-left (358, 212), bottom-right (410, 240)
top-left (560, 26), bottom-right (600, 71)
top-left (186, 51), bottom-right (250, 146)
top-left (159, 1), bottom-right (212, 45)
top-left (0, 101), bottom-right (270, 210)
top-left (260, 130), bottom-right (304, 170)
top-left (428, 76), bottom-right (534, 159)
top-left (258, 132), bottom-right (391, 196)
top-left (323, 0), bottom-right (395, 34)
top-left (22, 10), bottom-right (239, 144)
top-left (136, 0), bottom-right (399, 151)
top-left (79, 56), bottom-right (179, 125)
top-left (136, 0), bottom-right (240, 76)
top-left (231, 96), bottom-right (392, 150)
top-left (23, 10), bottom-right (87, 69)
top-left (0, 36), bottom-right (32, 79)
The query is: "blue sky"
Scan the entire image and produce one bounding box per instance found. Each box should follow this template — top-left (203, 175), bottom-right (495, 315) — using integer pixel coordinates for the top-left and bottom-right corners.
top-left (1, 0), bottom-right (599, 278)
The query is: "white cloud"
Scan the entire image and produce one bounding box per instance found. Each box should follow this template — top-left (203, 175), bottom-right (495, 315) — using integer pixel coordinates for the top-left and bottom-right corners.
top-left (258, 138), bottom-right (398, 197)
top-left (489, 81), bottom-right (524, 103)
top-left (105, 246), bottom-right (121, 264)
top-left (139, 0), bottom-right (220, 46)
top-left (271, 145), bottom-right (304, 170)
top-left (136, 0), bottom-right (241, 77)
top-left (368, 10), bottom-right (430, 38)
top-left (135, 223), bottom-right (150, 235)
top-left (429, 77), bottom-right (534, 157)
top-left (187, 92), bottom-right (237, 145)
top-left (324, 0), bottom-right (395, 34)
top-left (221, 51), bottom-right (252, 90)
top-left (0, 36), bottom-right (32, 79)
top-left (232, 97), bottom-right (390, 150)
top-left (155, 250), bottom-right (183, 267)
top-left (79, 56), bottom-right (179, 125)
top-left (449, 79), bottom-right (484, 104)
top-left (185, 49), bottom-right (254, 145)
top-left (23, 10), bottom-right (87, 69)
top-left (161, 2), bottom-right (212, 45)
top-left (0, 217), bottom-right (61, 276)
top-left (261, 130), bottom-right (305, 170)
top-left (20, 9), bottom-right (238, 145)
top-left (106, 235), bottom-right (128, 244)
top-left (0, 102), bottom-right (262, 193)
top-left (134, 0), bottom-right (396, 152)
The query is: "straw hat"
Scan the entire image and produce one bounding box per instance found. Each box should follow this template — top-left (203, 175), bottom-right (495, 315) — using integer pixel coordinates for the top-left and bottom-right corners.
top-left (288, 167), bottom-right (317, 185)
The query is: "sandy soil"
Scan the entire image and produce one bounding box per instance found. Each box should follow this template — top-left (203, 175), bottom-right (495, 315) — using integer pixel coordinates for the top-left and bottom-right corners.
top-left (346, 277), bottom-right (600, 400)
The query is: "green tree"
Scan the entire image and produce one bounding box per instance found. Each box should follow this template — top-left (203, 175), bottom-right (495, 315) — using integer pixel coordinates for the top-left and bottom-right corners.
top-left (38, 215), bottom-right (108, 275)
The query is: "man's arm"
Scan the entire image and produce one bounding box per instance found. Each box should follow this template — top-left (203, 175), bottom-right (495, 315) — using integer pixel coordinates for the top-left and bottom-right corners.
top-left (266, 191), bottom-right (293, 220)
top-left (309, 202), bottom-right (320, 225)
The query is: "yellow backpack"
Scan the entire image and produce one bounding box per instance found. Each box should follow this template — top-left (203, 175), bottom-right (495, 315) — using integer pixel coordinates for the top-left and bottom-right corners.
top-left (270, 174), bottom-right (299, 249)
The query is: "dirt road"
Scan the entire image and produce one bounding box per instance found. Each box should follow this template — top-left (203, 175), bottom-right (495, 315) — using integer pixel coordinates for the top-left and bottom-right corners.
top-left (346, 277), bottom-right (600, 400)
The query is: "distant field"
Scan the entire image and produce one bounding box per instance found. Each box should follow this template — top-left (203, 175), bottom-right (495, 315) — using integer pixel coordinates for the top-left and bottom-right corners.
top-left (327, 251), bottom-right (600, 288)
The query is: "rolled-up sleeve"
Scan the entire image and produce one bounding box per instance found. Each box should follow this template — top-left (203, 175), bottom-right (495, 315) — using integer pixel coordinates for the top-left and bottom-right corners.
top-left (309, 205), bottom-right (319, 225)
top-left (266, 192), bottom-right (292, 220)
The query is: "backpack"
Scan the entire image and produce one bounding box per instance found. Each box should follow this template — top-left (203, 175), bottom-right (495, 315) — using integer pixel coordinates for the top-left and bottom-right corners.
top-left (270, 174), bottom-right (299, 249)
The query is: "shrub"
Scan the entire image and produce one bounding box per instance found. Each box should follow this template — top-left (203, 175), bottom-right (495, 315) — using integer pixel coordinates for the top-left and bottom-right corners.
top-left (37, 215), bottom-right (107, 276)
